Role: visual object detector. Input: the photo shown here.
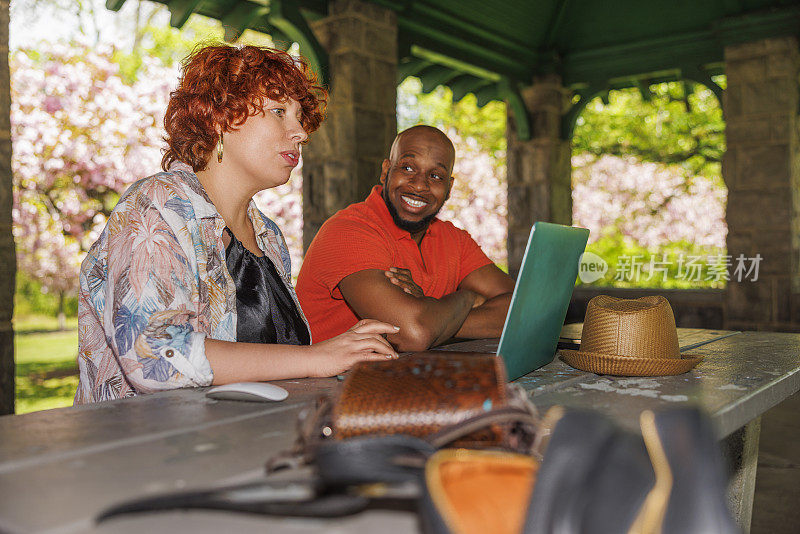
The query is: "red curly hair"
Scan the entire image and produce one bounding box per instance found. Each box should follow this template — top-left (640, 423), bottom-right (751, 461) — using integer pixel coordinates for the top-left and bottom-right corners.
top-left (162, 44), bottom-right (327, 172)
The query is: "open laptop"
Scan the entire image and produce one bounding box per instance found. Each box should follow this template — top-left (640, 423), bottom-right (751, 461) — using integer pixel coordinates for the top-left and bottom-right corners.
top-left (497, 222), bottom-right (589, 380)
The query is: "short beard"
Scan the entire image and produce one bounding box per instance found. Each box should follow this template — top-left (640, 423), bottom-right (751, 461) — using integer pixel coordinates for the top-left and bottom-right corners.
top-left (382, 186), bottom-right (440, 234)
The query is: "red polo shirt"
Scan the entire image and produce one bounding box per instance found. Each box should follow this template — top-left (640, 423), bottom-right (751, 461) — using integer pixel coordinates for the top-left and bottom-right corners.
top-left (296, 185), bottom-right (492, 342)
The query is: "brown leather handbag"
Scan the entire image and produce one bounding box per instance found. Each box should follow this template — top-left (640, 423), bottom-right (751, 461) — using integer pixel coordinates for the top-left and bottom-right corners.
top-left (332, 351), bottom-right (515, 447)
top-left (269, 351), bottom-right (542, 473)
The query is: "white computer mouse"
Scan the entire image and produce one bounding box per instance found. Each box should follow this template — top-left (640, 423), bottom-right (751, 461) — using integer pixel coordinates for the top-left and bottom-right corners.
top-left (205, 382), bottom-right (289, 402)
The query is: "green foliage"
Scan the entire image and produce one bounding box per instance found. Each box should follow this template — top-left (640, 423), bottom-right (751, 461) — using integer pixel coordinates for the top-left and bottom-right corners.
top-left (398, 77), bottom-right (506, 158)
top-left (582, 235), bottom-right (726, 289)
top-left (572, 79), bottom-right (725, 178)
top-left (114, 13), bottom-right (226, 81)
top-left (572, 79), bottom-right (728, 290)
top-left (114, 7), bottom-right (277, 82)
top-left (15, 328), bottom-right (79, 414)
top-left (15, 273), bottom-right (78, 319)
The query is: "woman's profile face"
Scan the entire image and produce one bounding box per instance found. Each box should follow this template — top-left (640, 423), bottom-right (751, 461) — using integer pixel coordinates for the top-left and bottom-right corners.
top-left (221, 97), bottom-right (308, 191)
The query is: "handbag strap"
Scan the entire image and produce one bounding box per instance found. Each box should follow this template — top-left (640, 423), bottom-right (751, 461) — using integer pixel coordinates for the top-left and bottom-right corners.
top-left (425, 385), bottom-right (540, 455)
top-left (315, 434), bottom-right (437, 488)
top-left (425, 405), bottom-right (540, 452)
top-left (314, 397), bottom-right (540, 489)
top-left (96, 478), bottom-right (370, 523)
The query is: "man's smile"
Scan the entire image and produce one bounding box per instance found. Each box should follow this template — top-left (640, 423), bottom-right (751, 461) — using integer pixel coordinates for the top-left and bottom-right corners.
top-left (400, 194), bottom-right (429, 211)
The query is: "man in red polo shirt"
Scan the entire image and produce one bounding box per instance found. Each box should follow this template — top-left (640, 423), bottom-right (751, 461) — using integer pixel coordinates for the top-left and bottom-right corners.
top-left (296, 125), bottom-right (514, 351)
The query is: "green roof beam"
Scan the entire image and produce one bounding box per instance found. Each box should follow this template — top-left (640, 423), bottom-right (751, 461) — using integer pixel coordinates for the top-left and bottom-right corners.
top-left (399, 20), bottom-right (529, 80)
top-left (720, 0), bottom-right (743, 15)
top-left (561, 84), bottom-right (608, 141)
top-left (222, 3), bottom-right (270, 42)
top-left (681, 80), bottom-right (693, 113)
top-left (105, 0), bottom-right (127, 12)
top-left (635, 79), bottom-right (653, 102)
top-left (410, 45), bottom-right (501, 83)
top-left (682, 66), bottom-right (723, 107)
top-left (560, 5), bottom-right (799, 88)
top-left (268, 0), bottom-right (329, 86)
top-left (417, 65), bottom-right (462, 93)
top-left (606, 68), bottom-right (681, 88)
top-left (474, 84), bottom-right (499, 108)
top-left (543, 0), bottom-right (571, 48)
top-left (449, 76), bottom-right (491, 103)
top-left (403, 2), bottom-right (535, 61)
top-left (712, 6), bottom-right (800, 46)
top-left (167, 0), bottom-right (201, 29)
top-left (367, 0), bottom-right (406, 10)
top-left (398, 59), bottom-right (434, 82)
top-left (562, 30), bottom-right (719, 88)
top-left (499, 78), bottom-right (530, 141)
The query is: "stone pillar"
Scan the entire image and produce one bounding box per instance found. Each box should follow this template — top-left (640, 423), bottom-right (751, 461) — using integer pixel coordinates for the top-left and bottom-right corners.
top-left (723, 36), bottom-right (800, 331)
top-left (0, 0), bottom-right (14, 415)
top-left (506, 74), bottom-right (572, 277)
top-left (302, 0), bottom-right (397, 249)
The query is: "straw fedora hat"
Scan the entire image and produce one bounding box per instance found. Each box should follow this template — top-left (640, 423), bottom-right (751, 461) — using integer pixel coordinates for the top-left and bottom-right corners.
top-left (560, 295), bottom-right (703, 376)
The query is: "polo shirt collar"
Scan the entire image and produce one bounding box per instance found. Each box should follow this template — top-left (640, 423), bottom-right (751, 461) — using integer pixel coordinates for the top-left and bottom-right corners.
top-left (367, 185), bottom-right (438, 241)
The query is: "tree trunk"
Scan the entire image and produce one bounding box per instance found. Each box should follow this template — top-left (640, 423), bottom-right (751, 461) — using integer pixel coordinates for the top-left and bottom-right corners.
top-left (57, 291), bottom-right (65, 331)
top-left (0, 0), bottom-right (16, 416)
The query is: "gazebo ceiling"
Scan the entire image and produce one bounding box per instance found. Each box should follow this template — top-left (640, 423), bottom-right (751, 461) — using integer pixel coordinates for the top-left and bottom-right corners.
top-left (107, 0), bottom-right (800, 138)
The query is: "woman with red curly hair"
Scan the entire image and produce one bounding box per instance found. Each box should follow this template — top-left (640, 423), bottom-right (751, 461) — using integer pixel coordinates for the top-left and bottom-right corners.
top-left (75, 45), bottom-right (398, 404)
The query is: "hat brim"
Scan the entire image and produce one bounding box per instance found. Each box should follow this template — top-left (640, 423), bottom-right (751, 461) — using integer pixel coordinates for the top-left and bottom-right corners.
top-left (559, 349), bottom-right (703, 376)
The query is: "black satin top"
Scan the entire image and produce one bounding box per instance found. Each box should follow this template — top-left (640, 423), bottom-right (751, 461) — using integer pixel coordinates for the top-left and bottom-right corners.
top-left (224, 228), bottom-right (310, 345)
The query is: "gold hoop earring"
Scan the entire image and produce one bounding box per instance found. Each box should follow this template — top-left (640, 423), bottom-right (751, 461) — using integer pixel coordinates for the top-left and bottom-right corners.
top-left (216, 132), bottom-right (224, 163)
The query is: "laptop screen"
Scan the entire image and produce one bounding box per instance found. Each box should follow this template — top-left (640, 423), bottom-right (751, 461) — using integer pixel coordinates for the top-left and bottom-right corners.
top-left (497, 222), bottom-right (589, 380)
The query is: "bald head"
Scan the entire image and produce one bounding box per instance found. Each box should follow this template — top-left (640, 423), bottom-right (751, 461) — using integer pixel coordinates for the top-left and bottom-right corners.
top-left (389, 125), bottom-right (455, 170)
top-left (378, 125), bottom-right (456, 238)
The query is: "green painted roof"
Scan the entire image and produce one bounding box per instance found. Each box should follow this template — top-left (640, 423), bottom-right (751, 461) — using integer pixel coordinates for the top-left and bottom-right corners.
top-left (107, 0), bottom-right (800, 138)
top-left (109, 1), bottom-right (800, 85)
top-left (389, 0), bottom-right (798, 92)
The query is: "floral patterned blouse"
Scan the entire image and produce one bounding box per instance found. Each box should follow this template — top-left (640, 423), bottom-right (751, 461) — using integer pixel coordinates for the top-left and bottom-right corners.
top-left (74, 162), bottom-right (309, 404)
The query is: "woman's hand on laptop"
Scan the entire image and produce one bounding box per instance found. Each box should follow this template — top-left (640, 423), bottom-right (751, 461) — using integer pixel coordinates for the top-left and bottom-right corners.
top-left (385, 267), bottom-right (424, 298)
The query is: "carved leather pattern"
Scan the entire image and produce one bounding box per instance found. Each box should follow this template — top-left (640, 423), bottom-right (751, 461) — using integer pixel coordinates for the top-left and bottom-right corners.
top-left (333, 352), bottom-right (508, 445)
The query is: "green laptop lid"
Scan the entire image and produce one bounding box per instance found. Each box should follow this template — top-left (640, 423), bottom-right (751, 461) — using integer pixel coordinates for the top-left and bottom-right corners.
top-left (497, 222), bottom-right (589, 381)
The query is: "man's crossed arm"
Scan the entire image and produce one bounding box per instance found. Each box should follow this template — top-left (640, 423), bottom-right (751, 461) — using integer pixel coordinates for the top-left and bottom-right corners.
top-left (337, 264), bottom-right (514, 352)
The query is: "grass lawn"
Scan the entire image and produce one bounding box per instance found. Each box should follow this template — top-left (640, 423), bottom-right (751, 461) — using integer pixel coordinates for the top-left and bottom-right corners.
top-left (14, 315), bottom-right (79, 414)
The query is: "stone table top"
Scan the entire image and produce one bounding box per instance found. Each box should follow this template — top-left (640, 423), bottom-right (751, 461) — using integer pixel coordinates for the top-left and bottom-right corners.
top-left (0, 329), bottom-right (798, 533)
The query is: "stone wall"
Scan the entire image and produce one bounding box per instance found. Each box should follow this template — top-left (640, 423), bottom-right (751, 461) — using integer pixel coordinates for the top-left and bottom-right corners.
top-left (506, 74), bottom-right (572, 277)
top-left (302, 0), bottom-right (397, 250)
top-left (723, 36), bottom-right (800, 332)
top-left (0, 0), bottom-right (14, 415)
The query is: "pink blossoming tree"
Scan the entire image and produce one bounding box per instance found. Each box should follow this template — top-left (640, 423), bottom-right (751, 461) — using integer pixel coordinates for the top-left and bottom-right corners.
top-left (11, 41), bottom-right (175, 326)
top-left (572, 153), bottom-right (727, 250)
top-left (438, 130), bottom-right (507, 266)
